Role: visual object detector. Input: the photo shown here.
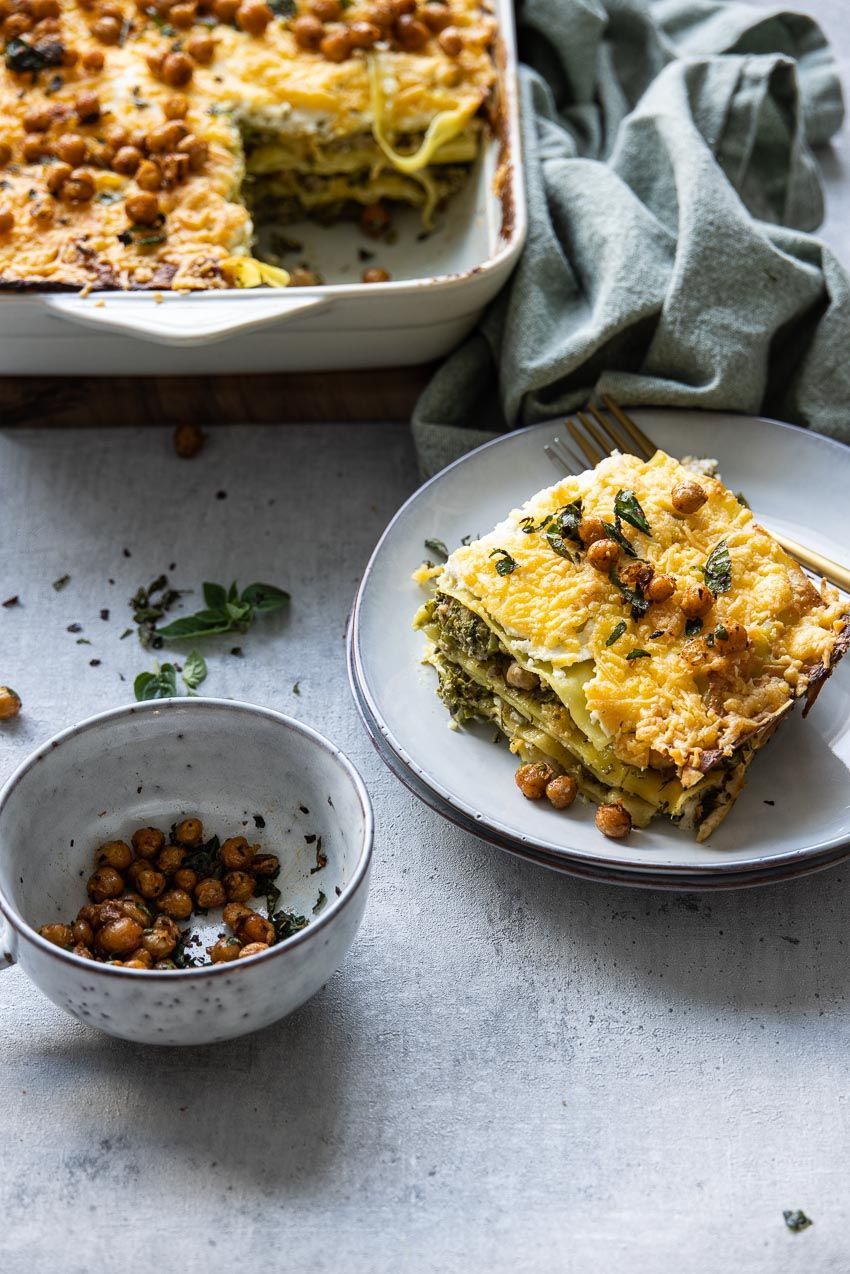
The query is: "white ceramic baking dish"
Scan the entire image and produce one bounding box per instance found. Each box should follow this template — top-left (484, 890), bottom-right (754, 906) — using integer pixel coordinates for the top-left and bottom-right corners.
top-left (0, 0), bottom-right (525, 376)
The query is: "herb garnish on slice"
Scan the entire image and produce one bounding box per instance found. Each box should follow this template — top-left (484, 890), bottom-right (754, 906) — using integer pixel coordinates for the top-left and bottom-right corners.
top-left (609, 566), bottom-right (650, 620)
top-left (605, 620), bottom-right (627, 647)
top-left (602, 520), bottom-right (637, 558)
top-left (626, 648), bottom-right (651, 661)
top-left (614, 489), bottom-right (651, 536)
top-left (489, 549), bottom-right (518, 577)
top-left (685, 617), bottom-right (703, 637)
top-left (702, 541), bottom-right (732, 596)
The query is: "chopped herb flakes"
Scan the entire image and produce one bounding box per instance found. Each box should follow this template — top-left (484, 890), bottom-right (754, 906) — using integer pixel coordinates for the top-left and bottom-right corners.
top-left (602, 520), bottom-right (637, 558)
top-left (489, 548), bottom-right (518, 576)
top-left (2, 595), bottom-right (18, 608)
top-left (309, 836), bottom-right (327, 874)
top-left (783, 1211), bottom-right (813, 1234)
top-left (609, 566), bottom-right (649, 620)
top-left (313, 890), bottom-right (327, 914)
top-left (424, 537), bottom-right (448, 560)
top-left (685, 617), bottom-right (704, 638)
top-left (52, 575), bottom-right (70, 591)
top-left (130, 574), bottom-right (185, 649)
top-left (614, 489), bottom-right (651, 536)
top-left (605, 620), bottom-right (627, 647)
top-left (702, 540), bottom-right (732, 596)
top-left (626, 648), bottom-right (651, 662)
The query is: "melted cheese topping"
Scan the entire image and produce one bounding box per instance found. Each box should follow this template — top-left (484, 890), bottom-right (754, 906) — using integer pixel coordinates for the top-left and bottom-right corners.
top-left (0, 0), bottom-right (495, 289)
top-left (438, 450), bottom-right (848, 775)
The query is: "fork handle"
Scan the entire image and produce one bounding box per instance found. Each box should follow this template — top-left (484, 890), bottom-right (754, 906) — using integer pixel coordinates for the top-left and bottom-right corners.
top-left (772, 530), bottom-right (850, 592)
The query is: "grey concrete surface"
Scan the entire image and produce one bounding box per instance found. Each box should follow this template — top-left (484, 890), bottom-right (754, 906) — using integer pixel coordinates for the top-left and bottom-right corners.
top-left (2, 4), bottom-right (850, 1269)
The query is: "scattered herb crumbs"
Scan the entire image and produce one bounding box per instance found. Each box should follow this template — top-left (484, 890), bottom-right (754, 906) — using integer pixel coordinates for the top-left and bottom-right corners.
top-left (253, 814), bottom-right (265, 828)
top-left (685, 617), bottom-right (704, 637)
top-left (89, 659), bottom-right (101, 667)
top-left (67, 622), bottom-right (82, 633)
top-left (614, 489), bottom-right (651, 536)
top-left (714, 623), bottom-right (728, 642)
top-left (702, 540), bottom-right (732, 596)
top-left (76, 638), bottom-right (92, 645)
top-left (215, 490), bottom-right (227, 500)
top-left (605, 620), bottom-right (627, 647)
top-left (292, 680), bottom-right (300, 695)
top-left (424, 537), bottom-right (448, 560)
top-left (299, 804), bottom-right (309, 815)
top-left (310, 836), bottom-right (327, 874)
top-left (304, 833), bottom-right (316, 844)
top-left (2, 595), bottom-right (18, 608)
top-left (156, 580), bottom-right (289, 643)
top-left (626, 648), bottom-right (651, 661)
top-left (489, 548), bottom-right (518, 576)
top-left (230, 646), bottom-right (243, 656)
top-left (649, 629), bottom-right (665, 639)
top-left (460, 535), bottom-right (473, 546)
top-left (335, 885), bottom-right (341, 897)
top-left (123, 548), bottom-right (131, 558)
top-left (52, 575), bottom-right (70, 591)
top-left (130, 574), bottom-right (186, 649)
top-left (783, 1211), bottom-right (812, 1234)
top-left (120, 628), bottom-right (133, 640)
top-left (764, 800), bottom-right (775, 806)
top-left (100, 609), bottom-right (110, 621)
top-left (313, 890), bottom-right (327, 914)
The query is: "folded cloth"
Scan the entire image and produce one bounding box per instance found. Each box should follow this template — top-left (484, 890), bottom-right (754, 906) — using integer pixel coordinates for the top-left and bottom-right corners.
top-left (412, 0), bottom-right (850, 476)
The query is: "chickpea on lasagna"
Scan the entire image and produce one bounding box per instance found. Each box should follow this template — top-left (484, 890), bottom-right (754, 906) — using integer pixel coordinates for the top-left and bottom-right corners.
top-left (0, 0), bottom-right (497, 290)
top-left (414, 450), bottom-right (850, 842)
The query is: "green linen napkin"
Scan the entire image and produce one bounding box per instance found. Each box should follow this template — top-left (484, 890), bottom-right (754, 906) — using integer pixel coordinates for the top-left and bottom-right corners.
top-left (412, 0), bottom-right (849, 476)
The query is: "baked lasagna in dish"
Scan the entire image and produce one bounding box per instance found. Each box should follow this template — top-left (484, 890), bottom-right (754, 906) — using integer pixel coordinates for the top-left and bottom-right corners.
top-left (0, 0), bottom-right (497, 289)
top-left (414, 450), bottom-right (850, 842)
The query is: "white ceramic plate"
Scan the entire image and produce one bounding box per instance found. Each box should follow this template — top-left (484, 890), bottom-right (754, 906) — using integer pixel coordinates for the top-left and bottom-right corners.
top-left (349, 411), bottom-right (850, 882)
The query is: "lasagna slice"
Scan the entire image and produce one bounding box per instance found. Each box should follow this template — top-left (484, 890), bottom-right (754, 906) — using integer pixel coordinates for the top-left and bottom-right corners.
top-left (414, 450), bottom-right (849, 842)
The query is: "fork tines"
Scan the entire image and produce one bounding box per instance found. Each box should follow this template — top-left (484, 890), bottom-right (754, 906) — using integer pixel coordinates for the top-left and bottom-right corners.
top-left (545, 396), bottom-right (657, 476)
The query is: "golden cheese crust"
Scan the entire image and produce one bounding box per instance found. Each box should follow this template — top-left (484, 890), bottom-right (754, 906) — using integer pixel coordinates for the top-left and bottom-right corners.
top-left (0, 0), bottom-right (496, 290)
top-left (438, 450), bottom-right (849, 780)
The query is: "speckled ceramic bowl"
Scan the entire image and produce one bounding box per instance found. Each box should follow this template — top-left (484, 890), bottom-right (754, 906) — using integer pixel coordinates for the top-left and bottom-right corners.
top-left (0, 699), bottom-right (373, 1045)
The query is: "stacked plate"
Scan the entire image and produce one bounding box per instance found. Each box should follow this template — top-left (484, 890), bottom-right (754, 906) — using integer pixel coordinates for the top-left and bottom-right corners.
top-left (348, 411), bottom-right (850, 890)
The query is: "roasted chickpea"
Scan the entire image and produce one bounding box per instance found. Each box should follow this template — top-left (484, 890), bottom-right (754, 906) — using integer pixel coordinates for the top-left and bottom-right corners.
top-left (174, 817), bottom-right (203, 846)
top-left (170, 0), bottom-right (195, 25)
top-left (76, 903), bottom-right (102, 928)
top-left (122, 958), bottom-right (150, 969)
top-left (161, 50), bottom-right (194, 85)
top-left (141, 916), bottom-right (179, 958)
top-left (126, 190), bottom-right (161, 223)
top-left (32, 14), bottom-right (61, 34)
top-left (154, 959), bottom-right (177, 969)
top-left (390, 0), bottom-right (416, 14)
top-left (645, 573), bottom-right (675, 603)
top-left (505, 661), bottom-right (538, 691)
top-left (362, 267), bottom-right (390, 283)
top-left (112, 143), bottom-right (142, 174)
top-left (220, 835), bottom-right (253, 871)
top-left (157, 844), bottom-right (186, 874)
top-left (32, 0), bottom-right (60, 16)
top-left (39, 922), bottom-right (74, 948)
top-left (176, 134), bottom-right (208, 169)
top-left (546, 774), bottom-right (578, 810)
top-left (366, 0), bottom-right (395, 26)
top-left (128, 947), bottom-right (154, 968)
top-left (157, 887), bottom-right (193, 919)
top-left (671, 480), bottom-right (707, 515)
top-left (132, 826), bottom-right (165, 858)
top-left (0, 684), bottom-right (20, 715)
top-left (53, 133), bottom-right (88, 167)
top-left (95, 840), bottom-right (133, 871)
top-left (235, 912), bottom-right (275, 945)
top-left (619, 559), bottom-right (654, 594)
top-left (288, 267), bottom-right (320, 286)
top-left (61, 45), bottom-right (80, 66)
top-left (92, 899), bottom-right (125, 927)
top-left (587, 538), bottom-right (620, 572)
top-left (209, 936), bottom-right (242, 963)
top-left (515, 761), bottom-right (555, 800)
top-left (72, 917), bottom-right (94, 946)
top-left (595, 802), bottom-right (632, 839)
top-left (163, 93), bottom-right (188, 118)
top-left (146, 120), bottom-right (188, 152)
top-left (420, 1), bottom-right (449, 30)
top-left (23, 106), bottom-right (54, 133)
top-left (121, 897), bottom-right (153, 927)
top-left (173, 867), bottom-right (198, 892)
top-left (715, 620), bottom-right (748, 652)
top-left (394, 13), bottom-right (428, 49)
top-left (348, 18), bottom-right (380, 46)
top-left (236, 0), bottom-right (271, 33)
top-left (681, 582), bottom-right (713, 620)
top-left (186, 31), bottom-right (214, 61)
top-left (0, 142), bottom-right (11, 166)
top-left (437, 24), bottom-right (461, 55)
top-left (96, 916), bottom-right (144, 955)
top-left (134, 866), bottom-right (167, 900)
top-left (173, 421), bottom-right (205, 457)
top-left (22, 135), bottom-right (47, 162)
top-left (578, 517), bottom-right (607, 545)
top-left (251, 854), bottom-right (280, 878)
top-left (223, 870), bottom-right (255, 902)
top-left (310, 0), bottom-right (339, 16)
top-left (75, 90), bottom-right (101, 121)
top-left (93, 14), bottom-right (122, 41)
top-left (29, 200), bottom-right (54, 225)
top-left (212, 0), bottom-right (238, 18)
top-left (146, 49), bottom-right (165, 76)
top-left (81, 47), bottom-right (105, 70)
top-left (223, 901), bottom-right (252, 930)
top-left (4, 12), bottom-right (33, 35)
top-left (359, 201), bottom-right (391, 238)
top-left (73, 943), bottom-right (95, 959)
top-left (46, 161), bottom-right (73, 193)
top-left (292, 13), bottom-right (322, 47)
top-left (87, 865), bottom-right (125, 902)
top-left (195, 877), bottom-right (226, 909)
top-left (0, 208), bottom-right (14, 234)
top-left (135, 160), bottom-right (162, 192)
top-left (237, 942), bottom-right (270, 958)
top-left (320, 25), bottom-right (351, 60)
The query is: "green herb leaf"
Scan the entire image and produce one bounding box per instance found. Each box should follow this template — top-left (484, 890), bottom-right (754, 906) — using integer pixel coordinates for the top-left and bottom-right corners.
top-left (602, 520), bottom-right (637, 558)
top-left (134, 663), bottom-right (178, 700)
top-left (783, 1211), bottom-right (812, 1234)
top-left (555, 499), bottom-right (583, 543)
top-left (489, 548), bottom-right (518, 576)
top-left (545, 532), bottom-right (576, 562)
top-left (609, 566), bottom-right (649, 620)
top-left (240, 582), bottom-right (289, 613)
top-left (605, 620), bottom-right (627, 647)
top-left (424, 537), bottom-right (448, 560)
top-left (271, 909), bottom-right (308, 942)
top-left (702, 541), bottom-right (732, 596)
top-left (181, 649), bottom-right (207, 691)
top-left (203, 581), bottom-right (227, 609)
top-left (313, 890), bottom-right (327, 914)
top-left (614, 489), bottom-right (651, 536)
top-left (518, 516), bottom-right (535, 535)
top-left (5, 36), bottom-right (58, 72)
top-left (268, 0), bottom-right (296, 15)
top-left (714, 623), bottom-right (728, 642)
top-left (52, 574), bottom-right (70, 591)
top-left (685, 617), bottom-right (703, 638)
top-left (157, 611), bottom-right (233, 640)
top-left (626, 648), bottom-right (651, 662)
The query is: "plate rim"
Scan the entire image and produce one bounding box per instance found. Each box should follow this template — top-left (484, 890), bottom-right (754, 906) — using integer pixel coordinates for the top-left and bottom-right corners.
top-left (348, 410), bottom-right (850, 879)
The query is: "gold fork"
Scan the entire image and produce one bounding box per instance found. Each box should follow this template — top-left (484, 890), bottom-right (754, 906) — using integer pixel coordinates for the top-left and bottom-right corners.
top-left (543, 394), bottom-right (850, 593)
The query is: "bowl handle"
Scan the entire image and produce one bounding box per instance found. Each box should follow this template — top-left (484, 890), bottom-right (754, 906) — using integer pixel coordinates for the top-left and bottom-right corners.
top-left (41, 290), bottom-right (331, 348)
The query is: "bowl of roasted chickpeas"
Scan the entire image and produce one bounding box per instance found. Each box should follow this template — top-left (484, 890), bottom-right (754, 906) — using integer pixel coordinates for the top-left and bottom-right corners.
top-left (0, 698), bottom-right (373, 1044)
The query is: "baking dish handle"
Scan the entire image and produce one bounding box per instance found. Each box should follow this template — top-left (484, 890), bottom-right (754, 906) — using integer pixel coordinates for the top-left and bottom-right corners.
top-left (41, 291), bottom-right (331, 347)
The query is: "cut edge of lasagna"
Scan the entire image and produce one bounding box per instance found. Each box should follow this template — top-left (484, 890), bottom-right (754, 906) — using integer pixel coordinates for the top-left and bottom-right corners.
top-left (413, 449), bottom-right (850, 843)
